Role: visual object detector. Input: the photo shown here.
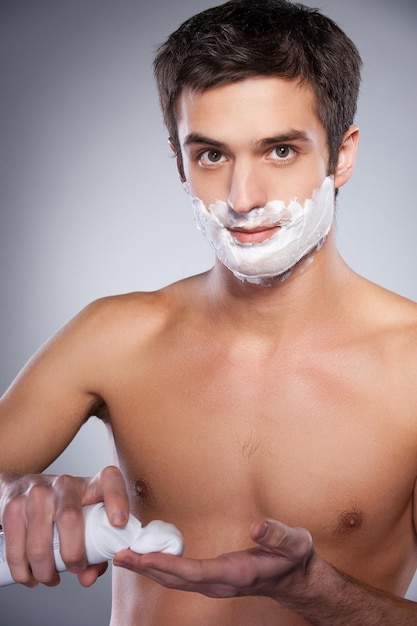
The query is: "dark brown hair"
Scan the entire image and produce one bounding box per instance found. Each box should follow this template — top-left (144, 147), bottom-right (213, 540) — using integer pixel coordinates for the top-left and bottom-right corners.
top-left (154, 0), bottom-right (362, 175)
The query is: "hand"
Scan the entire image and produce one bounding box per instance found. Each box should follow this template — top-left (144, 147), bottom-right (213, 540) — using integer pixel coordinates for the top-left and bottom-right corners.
top-left (113, 518), bottom-right (313, 600)
top-left (0, 465), bottom-right (129, 588)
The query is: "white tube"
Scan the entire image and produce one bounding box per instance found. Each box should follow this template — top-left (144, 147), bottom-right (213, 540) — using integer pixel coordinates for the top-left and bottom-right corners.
top-left (0, 503), bottom-right (184, 586)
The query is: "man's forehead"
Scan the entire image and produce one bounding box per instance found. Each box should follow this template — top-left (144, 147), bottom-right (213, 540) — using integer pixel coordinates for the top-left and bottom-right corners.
top-left (175, 77), bottom-right (321, 142)
top-left (177, 76), bottom-right (316, 115)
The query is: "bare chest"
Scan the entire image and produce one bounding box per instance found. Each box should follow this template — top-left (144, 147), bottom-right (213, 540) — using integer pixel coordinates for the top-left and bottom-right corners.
top-left (104, 344), bottom-right (417, 580)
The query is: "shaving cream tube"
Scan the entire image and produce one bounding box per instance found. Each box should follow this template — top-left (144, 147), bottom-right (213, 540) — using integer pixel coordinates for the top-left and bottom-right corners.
top-left (0, 503), bottom-right (184, 587)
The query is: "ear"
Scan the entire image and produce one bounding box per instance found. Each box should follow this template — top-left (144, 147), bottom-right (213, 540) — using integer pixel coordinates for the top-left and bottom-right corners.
top-left (168, 137), bottom-right (176, 155)
top-left (168, 137), bottom-right (186, 183)
top-left (334, 125), bottom-right (360, 190)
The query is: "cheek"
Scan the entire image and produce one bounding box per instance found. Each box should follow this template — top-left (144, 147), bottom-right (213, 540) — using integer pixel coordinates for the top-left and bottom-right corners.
top-left (184, 173), bottom-right (226, 206)
top-left (279, 164), bottom-right (327, 204)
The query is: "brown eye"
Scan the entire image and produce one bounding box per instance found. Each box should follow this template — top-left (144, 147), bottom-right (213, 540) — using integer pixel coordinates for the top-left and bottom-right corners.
top-left (207, 150), bottom-right (222, 162)
top-left (199, 149), bottom-right (226, 167)
top-left (275, 146), bottom-right (291, 158)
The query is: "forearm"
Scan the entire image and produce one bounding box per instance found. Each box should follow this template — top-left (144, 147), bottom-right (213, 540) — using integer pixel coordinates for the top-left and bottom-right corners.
top-left (278, 554), bottom-right (417, 626)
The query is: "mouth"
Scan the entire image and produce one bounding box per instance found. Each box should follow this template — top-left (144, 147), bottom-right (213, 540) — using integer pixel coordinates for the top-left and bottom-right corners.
top-left (228, 225), bottom-right (281, 244)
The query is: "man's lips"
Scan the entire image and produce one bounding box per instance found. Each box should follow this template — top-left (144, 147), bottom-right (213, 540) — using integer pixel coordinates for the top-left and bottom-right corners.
top-left (228, 225), bottom-right (281, 244)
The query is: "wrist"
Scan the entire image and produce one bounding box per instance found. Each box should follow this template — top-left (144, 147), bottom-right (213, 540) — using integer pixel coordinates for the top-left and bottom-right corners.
top-left (271, 550), bottom-right (324, 608)
top-left (272, 553), bottom-right (417, 626)
top-left (271, 549), bottom-right (358, 616)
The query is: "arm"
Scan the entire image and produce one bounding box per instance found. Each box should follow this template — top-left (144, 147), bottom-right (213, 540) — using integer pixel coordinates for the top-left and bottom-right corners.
top-left (0, 300), bottom-right (130, 586)
top-left (113, 518), bottom-right (417, 625)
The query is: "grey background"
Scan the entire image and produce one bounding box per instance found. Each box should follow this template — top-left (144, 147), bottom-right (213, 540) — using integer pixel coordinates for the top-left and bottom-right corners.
top-left (0, 0), bottom-right (416, 623)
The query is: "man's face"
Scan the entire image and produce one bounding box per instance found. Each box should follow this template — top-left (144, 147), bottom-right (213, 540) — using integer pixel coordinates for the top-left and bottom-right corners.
top-left (176, 77), bottom-right (334, 283)
top-left (177, 76), bottom-right (329, 213)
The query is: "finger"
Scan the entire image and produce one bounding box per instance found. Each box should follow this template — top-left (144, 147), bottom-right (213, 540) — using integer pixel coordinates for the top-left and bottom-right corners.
top-left (25, 484), bottom-right (60, 585)
top-left (89, 466), bottom-right (130, 527)
top-left (115, 549), bottom-right (202, 578)
top-left (115, 549), bottom-right (256, 588)
top-left (53, 475), bottom-right (87, 574)
top-left (2, 496), bottom-right (36, 587)
top-left (114, 550), bottom-right (212, 591)
top-left (77, 562), bottom-right (108, 587)
top-left (113, 550), bottom-right (271, 598)
top-left (250, 519), bottom-right (313, 562)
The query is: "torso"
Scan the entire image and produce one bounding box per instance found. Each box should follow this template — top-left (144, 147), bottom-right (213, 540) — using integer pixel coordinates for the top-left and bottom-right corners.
top-left (88, 270), bottom-right (417, 625)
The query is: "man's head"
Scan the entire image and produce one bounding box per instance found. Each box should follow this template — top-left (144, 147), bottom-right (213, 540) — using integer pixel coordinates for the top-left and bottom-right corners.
top-left (154, 0), bottom-right (362, 179)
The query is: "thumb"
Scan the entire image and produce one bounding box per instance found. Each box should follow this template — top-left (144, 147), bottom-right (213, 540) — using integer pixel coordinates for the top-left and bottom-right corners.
top-left (250, 519), bottom-right (313, 562)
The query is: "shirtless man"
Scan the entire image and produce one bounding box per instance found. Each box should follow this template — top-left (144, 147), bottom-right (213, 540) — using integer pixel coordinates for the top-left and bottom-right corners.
top-left (1, 0), bottom-right (417, 624)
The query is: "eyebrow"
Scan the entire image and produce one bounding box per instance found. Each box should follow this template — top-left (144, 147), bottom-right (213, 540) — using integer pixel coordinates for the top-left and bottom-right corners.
top-left (182, 130), bottom-right (312, 150)
top-left (182, 133), bottom-right (228, 150)
top-left (256, 130), bottom-right (312, 148)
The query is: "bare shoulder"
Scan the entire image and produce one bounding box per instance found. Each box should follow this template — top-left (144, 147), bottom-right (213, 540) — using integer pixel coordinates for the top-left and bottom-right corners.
top-left (1, 274), bottom-right (204, 402)
top-left (354, 277), bottom-right (417, 362)
top-left (366, 281), bottom-right (417, 334)
top-left (0, 276), bottom-right (204, 472)
top-left (74, 275), bottom-right (202, 344)
top-left (9, 273), bottom-right (204, 389)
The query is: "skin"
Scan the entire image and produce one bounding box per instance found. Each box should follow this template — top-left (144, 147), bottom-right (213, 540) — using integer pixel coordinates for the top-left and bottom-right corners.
top-left (1, 77), bottom-right (417, 625)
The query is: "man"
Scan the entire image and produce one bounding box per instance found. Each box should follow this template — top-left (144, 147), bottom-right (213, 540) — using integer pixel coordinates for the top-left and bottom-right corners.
top-left (1, 1), bottom-right (417, 624)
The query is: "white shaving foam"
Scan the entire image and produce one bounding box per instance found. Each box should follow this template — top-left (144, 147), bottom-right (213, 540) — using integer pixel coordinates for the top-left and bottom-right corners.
top-left (185, 176), bottom-right (335, 284)
top-left (130, 520), bottom-right (184, 556)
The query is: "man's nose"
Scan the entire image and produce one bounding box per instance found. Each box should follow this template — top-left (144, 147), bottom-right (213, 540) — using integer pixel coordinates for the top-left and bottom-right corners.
top-left (227, 163), bottom-right (267, 214)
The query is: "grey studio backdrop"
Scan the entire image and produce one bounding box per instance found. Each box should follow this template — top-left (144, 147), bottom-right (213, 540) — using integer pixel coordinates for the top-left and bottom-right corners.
top-left (0, 0), bottom-right (416, 624)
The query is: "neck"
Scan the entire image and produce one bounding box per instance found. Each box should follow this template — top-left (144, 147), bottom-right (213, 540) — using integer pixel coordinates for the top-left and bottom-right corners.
top-left (204, 232), bottom-right (354, 341)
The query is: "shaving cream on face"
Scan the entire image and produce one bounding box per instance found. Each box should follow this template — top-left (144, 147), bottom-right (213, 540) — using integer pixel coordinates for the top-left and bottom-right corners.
top-left (186, 176), bottom-right (335, 284)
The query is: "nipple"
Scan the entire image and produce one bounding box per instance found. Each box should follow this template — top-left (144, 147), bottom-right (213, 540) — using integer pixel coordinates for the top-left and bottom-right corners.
top-left (134, 478), bottom-right (152, 503)
top-left (336, 509), bottom-right (363, 535)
